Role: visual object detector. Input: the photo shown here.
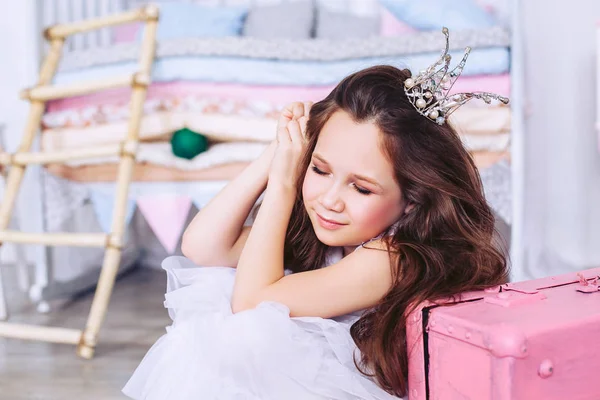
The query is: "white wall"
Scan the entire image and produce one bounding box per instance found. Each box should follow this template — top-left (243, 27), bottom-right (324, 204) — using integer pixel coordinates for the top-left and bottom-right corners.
top-left (0, 1), bottom-right (39, 150)
top-left (522, 0), bottom-right (600, 278)
top-left (0, 0), bottom-right (44, 265)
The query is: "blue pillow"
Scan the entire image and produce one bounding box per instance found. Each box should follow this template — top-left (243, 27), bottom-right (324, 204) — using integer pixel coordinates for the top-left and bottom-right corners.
top-left (137, 3), bottom-right (248, 41)
top-left (379, 0), bottom-right (495, 31)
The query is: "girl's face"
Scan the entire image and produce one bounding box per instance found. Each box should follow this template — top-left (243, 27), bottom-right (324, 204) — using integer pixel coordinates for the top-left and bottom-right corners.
top-left (302, 110), bottom-right (406, 252)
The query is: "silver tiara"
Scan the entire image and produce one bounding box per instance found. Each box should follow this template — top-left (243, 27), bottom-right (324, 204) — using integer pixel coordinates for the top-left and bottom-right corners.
top-left (404, 27), bottom-right (509, 125)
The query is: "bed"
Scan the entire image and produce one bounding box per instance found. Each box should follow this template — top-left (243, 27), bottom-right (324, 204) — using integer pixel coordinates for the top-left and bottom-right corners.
top-left (22, 0), bottom-right (520, 303)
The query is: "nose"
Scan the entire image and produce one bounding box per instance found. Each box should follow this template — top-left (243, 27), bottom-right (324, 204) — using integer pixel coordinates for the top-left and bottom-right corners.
top-left (319, 182), bottom-right (344, 212)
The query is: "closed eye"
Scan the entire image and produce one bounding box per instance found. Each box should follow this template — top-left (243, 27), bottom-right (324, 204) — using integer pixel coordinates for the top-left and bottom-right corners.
top-left (312, 166), bottom-right (372, 195)
top-left (311, 165), bottom-right (328, 176)
top-left (352, 183), bottom-right (372, 195)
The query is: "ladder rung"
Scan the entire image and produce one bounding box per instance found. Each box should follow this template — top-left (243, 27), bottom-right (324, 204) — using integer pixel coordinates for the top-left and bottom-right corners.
top-left (0, 231), bottom-right (108, 247)
top-left (0, 322), bottom-right (82, 345)
top-left (21, 73), bottom-right (149, 102)
top-left (0, 143), bottom-right (130, 166)
top-left (44, 5), bottom-right (158, 40)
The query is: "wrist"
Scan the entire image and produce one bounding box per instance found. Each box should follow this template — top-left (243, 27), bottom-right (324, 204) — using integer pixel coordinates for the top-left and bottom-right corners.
top-left (262, 140), bottom-right (277, 162)
top-left (266, 180), bottom-right (297, 200)
top-left (247, 142), bottom-right (276, 180)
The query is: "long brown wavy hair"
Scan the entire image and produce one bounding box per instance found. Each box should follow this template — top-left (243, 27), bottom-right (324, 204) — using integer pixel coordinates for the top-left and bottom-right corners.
top-left (283, 65), bottom-right (509, 397)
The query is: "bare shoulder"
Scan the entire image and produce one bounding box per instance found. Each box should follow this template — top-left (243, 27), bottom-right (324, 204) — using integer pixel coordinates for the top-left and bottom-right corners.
top-left (355, 238), bottom-right (398, 264)
top-left (345, 238), bottom-right (397, 278)
top-left (358, 238), bottom-right (392, 252)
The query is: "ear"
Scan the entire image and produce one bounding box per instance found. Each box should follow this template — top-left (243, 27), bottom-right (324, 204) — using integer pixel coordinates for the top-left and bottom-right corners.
top-left (404, 202), bottom-right (415, 214)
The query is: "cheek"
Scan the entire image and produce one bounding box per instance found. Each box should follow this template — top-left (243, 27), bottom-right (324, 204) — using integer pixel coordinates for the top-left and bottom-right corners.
top-left (302, 172), bottom-right (320, 203)
top-left (349, 197), bottom-right (402, 230)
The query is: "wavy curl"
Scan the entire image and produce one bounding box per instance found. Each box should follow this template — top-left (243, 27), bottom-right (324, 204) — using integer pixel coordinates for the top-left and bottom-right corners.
top-left (283, 65), bottom-right (509, 397)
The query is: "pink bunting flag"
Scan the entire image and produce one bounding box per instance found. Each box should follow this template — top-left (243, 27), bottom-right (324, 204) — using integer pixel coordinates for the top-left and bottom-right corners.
top-left (137, 195), bottom-right (192, 254)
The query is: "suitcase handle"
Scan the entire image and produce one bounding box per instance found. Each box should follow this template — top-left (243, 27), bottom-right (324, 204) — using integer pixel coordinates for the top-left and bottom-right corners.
top-left (501, 268), bottom-right (600, 294)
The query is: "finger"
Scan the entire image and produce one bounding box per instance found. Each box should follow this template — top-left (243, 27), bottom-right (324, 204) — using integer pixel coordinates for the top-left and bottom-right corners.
top-left (297, 116), bottom-right (308, 139)
top-left (277, 124), bottom-right (291, 144)
top-left (292, 102), bottom-right (305, 120)
top-left (303, 101), bottom-right (313, 117)
top-left (277, 108), bottom-right (293, 131)
top-left (287, 119), bottom-right (303, 145)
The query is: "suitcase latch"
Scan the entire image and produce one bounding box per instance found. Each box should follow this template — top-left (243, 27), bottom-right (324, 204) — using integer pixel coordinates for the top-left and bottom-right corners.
top-left (575, 273), bottom-right (600, 293)
top-left (484, 290), bottom-right (547, 307)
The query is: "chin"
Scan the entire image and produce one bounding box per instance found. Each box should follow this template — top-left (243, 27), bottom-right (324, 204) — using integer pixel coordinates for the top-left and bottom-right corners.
top-left (308, 218), bottom-right (334, 245)
top-left (311, 223), bottom-right (350, 247)
top-left (307, 209), bottom-right (356, 247)
top-left (313, 230), bottom-right (338, 246)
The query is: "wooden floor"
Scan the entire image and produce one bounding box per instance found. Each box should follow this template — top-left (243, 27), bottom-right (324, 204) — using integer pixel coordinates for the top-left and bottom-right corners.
top-left (0, 265), bottom-right (170, 400)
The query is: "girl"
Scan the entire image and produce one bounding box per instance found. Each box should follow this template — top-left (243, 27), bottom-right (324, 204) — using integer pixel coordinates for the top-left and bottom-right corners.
top-left (123, 64), bottom-right (509, 399)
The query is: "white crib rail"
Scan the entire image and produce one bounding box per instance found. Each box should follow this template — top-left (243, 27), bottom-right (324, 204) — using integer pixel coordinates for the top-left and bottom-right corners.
top-left (40, 0), bottom-right (125, 52)
top-left (38, 0), bottom-right (382, 52)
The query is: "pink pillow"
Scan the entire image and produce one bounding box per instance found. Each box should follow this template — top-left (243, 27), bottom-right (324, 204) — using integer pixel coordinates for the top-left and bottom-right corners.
top-left (380, 8), bottom-right (416, 36)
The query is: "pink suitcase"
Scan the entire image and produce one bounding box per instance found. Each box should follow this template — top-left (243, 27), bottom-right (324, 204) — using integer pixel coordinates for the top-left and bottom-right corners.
top-left (406, 267), bottom-right (600, 400)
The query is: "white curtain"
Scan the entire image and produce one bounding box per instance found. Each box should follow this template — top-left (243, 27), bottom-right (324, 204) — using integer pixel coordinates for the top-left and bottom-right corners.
top-left (521, 0), bottom-right (600, 279)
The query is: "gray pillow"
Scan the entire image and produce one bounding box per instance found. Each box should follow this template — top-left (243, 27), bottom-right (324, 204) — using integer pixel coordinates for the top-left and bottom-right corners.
top-left (242, 0), bottom-right (315, 40)
top-left (315, 8), bottom-right (380, 40)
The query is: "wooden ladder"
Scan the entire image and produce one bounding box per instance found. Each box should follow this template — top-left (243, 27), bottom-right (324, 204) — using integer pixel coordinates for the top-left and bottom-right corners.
top-left (0, 5), bottom-right (159, 359)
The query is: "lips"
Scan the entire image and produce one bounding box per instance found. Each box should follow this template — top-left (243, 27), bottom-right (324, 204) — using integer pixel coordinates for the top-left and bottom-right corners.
top-left (318, 214), bottom-right (343, 225)
top-left (316, 213), bottom-right (346, 230)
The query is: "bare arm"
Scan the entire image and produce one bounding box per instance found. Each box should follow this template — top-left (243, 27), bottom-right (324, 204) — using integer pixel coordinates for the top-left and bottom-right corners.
top-left (231, 178), bottom-right (395, 318)
top-left (232, 101), bottom-right (314, 312)
top-left (181, 141), bottom-right (276, 267)
top-left (235, 239), bottom-right (395, 318)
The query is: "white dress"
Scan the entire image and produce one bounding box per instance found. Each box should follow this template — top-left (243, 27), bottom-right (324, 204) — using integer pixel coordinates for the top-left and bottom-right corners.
top-left (122, 246), bottom-right (401, 400)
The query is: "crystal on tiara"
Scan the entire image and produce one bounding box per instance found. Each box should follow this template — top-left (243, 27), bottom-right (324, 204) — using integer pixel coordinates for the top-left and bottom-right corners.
top-left (404, 27), bottom-right (509, 125)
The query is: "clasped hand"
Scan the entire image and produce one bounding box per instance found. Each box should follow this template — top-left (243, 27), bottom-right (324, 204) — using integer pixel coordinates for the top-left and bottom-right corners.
top-left (268, 101), bottom-right (313, 191)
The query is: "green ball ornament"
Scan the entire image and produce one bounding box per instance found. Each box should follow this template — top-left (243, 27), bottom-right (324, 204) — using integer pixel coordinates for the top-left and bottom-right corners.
top-left (170, 128), bottom-right (208, 160)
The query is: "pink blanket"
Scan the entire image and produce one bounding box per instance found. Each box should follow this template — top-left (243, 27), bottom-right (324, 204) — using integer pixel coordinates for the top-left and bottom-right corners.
top-left (46, 74), bottom-right (510, 113)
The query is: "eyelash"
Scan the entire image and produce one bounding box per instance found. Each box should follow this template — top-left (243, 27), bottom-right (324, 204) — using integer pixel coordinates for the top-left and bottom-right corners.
top-left (311, 165), bottom-right (328, 176)
top-left (353, 185), bottom-right (372, 195)
top-left (310, 165), bottom-right (373, 196)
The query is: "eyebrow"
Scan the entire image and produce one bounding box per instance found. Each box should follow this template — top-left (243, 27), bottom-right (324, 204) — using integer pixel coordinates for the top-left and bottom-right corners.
top-left (312, 153), bottom-right (383, 189)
